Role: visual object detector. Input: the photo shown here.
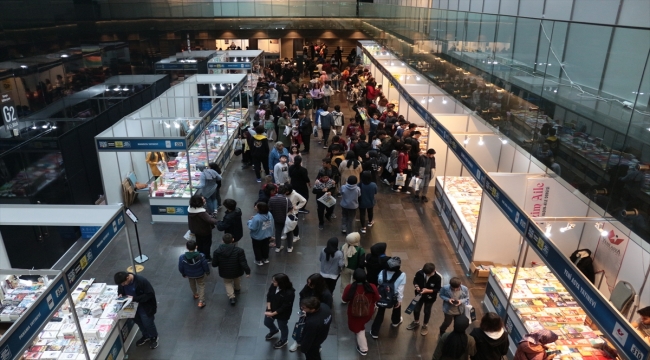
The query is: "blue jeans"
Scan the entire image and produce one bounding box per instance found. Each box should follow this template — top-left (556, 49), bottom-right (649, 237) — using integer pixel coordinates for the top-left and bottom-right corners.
top-left (264, 316), bottom-right (289, 341)
top-left (205, 191), bottom-right (217, 214)
top-left (134, 311), bottom-right (158, 339)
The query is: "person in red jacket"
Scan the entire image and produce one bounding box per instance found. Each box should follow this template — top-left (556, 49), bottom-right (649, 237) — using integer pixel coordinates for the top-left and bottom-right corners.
top-left (346, 118), bottom-right (365, 138)
top-left (342, 269), bottom-right (380, 356)
top-left (365, 81), bottom-right (377, 106)
top-left (392, 144), bottom-right (412, 194)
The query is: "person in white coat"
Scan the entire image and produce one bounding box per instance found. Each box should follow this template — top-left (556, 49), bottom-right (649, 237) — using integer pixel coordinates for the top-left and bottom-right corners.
top-left (283, 184), bottom-right (306, 244)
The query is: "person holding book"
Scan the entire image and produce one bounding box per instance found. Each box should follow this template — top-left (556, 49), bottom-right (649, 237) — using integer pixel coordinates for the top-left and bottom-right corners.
top-left (114, 271), bottom-right (159, 349)
top-left (406, 262), bottom-right (441, 336)
top-left (513, 330), bottom-right (558, 360)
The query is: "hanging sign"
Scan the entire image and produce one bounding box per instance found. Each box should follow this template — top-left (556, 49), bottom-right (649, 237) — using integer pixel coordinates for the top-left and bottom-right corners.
top-left (96, 139), bottom-right (187, 152)
top-left (593, 227), bottom-right (629, 293)
top-left (0, 275), bottom-right (67, 360)
top-left (208, 62), bottom-right (252, 69)
top-left (524, 178), bottom-right (551, 218)
top-left (65, 212), bottom-right (125, 288)
top-left (524, 222), bottom-right (649, 360)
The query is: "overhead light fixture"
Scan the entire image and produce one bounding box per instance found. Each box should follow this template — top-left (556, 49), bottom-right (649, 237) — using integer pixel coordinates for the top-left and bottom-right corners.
top-left (164, 122), bottom-right (171, 128)
top-left (174, 122), bottom-right (180, 129)
top-left (31, 123), bottom-right (37, 129)
top-left (401, 62), bottom-right (405, 66)
top-left (478, 136), bottom-right (484, 146)
top-left (105, 89), bottom-right (111, 92)
top-left (559, 223), bottom-right (575, 233)
top-left (463, 136), bottom-right (470, 145)
top-left (595, 222), bottom-right (608, 237)
top-left (113, 87), bottom-right (121, 91)
top-left (51, 125), bottom-right (57, 129)
top-left (545, 223), bottom-right (552, 237)
top-left (20, 65), bottom-right (28, 69)
top-left (428, 97), bottom-right (434, 103)
top-left (442, 97), bottom-right (447, 104)
top-left (60, 54), bottom-right (69, 58)
top-left (212, 84), bottom-right (217, 91)
top-left (416, 76), bottom-right (421, 81)
top-left (500, 137), bottom-right (508, 145)
top-left (420, 98), bottom-right (426, 104)
top-left (42, 124), bottom-right (49, 129)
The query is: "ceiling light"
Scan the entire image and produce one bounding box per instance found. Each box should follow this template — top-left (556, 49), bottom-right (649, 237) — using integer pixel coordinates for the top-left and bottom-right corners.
top-left (478, 136), bottom-right (484, 146)
top-left (164, 122), bottom-right (171, 128)
top-left (559, 223), bottom-right (575, 233)
top-left (501, 138), bottom-right (508, 145)
top-left (60, 54), bottom-right (69, 58)
top-left (545, 223), bottom-right (552, 237)
top-left (401, 62), bottom-right (405, 66)
top-left (416, 76), bottom-right (421, 81)
top-left (595, 222), bottom-right (609, 237)
top-left (20, 65), bottom-right (28, 69)
top-left (174, 122), bottom-right (180, 128)
top-left (105, 89), bottom-right (111, 92)
top-left (31, 123), bottom-right (37, 129)
top-left (113, 87), bottom-right (121, 91)
top-left (212, 84), bottom-right (216, 91)
top-left (420, 98), bottom-right (426, 104)
top-left (442, 97), bottom-right (448, 104)
top-left (428, 97), bottom-right (434, 103)
top-left (42, 124), bottom-right (49, 129)
top-left (51, 125), bottom-right (57, 129)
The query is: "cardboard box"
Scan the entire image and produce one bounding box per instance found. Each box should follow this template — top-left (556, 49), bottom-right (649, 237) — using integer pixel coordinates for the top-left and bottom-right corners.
top-left (470, 261), bottom-right (494, 282)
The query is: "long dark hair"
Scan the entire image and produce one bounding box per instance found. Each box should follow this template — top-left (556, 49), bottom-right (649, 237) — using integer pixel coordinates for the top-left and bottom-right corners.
top-left (307, 274), bottom-right (328, 300)
top-left (345, 151), bottom-right (360, 169)
top-left (345, 269), bottom-right (374, 302)
top-left (324, 237), bottom-right (339, 261)
top-left (441, 315), bottom-right (470, 357)
top-left (273, 273), bottom-right (294, 291)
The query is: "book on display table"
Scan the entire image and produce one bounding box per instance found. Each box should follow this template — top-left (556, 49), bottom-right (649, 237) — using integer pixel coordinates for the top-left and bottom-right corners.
top-left (487, 265), bottom-right (616, 359)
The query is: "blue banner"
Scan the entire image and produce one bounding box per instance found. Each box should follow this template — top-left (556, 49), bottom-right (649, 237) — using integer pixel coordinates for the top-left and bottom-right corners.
top-left (524, 222), bottom-right (649, 360)
top-left (483, 178), bottom-right (528, 234)
top-left (104, 332), bottom-right (123, 360)
top-left (0, 276), bottom-right (68, 359)
top-left (459, 231), bottom-right (473, 260)
top-left (80, 226), bottom-right (101, 240)
top-left (155, 63), bottom-right (198, 70)
top-left (150, 205), bottom-right (189, 216)
top-left (96, 139), bottom-right (187, 152)
top-left (505, 315), bottom-right (523, 344)
top-left (65, 212), bottom-right (125, 288)
top-left (485, 281), bottom-right (506, 318)
top-left (208, 62), bottom-right (252, 69)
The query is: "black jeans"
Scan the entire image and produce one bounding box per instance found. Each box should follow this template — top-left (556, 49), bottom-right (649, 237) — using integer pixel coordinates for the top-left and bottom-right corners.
top-left (302, 133), bottom-right (311, 152)
top-left (324, 277), bottom-right (338, 296)
top-left (304, 345), bottom-right (322, 360)
top-left (317, 201), bottom-right (335, 226)
top-left (274, 221), bottom-right (294, 249)
top-left (371, 305), bottom-right (401, 335)
top-left (252, 237), bottom-right (270, 261)
top-left (439, 313), bottom-right (463, 334)
top-left (293, 223), bottom-right (300, 237)
top-left (413, 299), bottom-right (435, 324)
top-left (359, 207), bottom-right (374, 227)
top-left (195, 233), bottom-right (213, 260)
top-left (252, 155), bottom-right (270, 180)
top-left (321, 128), bottom-right (331, 146)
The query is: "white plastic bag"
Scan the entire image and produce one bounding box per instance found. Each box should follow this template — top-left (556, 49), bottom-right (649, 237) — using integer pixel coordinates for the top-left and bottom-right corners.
top-left (409, 177), bottom-right (422, 191)
top-left (183, 230), bottom-right (196, 241)
top-left (395, 173), bottom-right (406, 186)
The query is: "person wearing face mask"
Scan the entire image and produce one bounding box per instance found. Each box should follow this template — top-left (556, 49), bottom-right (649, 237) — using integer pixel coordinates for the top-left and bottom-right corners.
top-left (439, 277), bottom-right (470, 336)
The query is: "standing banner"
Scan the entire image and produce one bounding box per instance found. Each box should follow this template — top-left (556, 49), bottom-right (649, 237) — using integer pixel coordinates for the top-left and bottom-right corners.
top-left (593, 228), bottom-right (629, 292)
top-left (524, 178), bottom-right (551, 217)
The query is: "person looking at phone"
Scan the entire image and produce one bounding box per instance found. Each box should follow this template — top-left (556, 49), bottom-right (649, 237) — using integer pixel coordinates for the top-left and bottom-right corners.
top-left (438, 277), bottom-right (469, 336)
top-left (513, 330), bottom-right (558, 360)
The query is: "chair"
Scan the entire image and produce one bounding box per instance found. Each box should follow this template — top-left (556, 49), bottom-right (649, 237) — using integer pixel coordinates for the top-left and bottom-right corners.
top-left (609, 281), bottom-right (636, 317)
top-left (126, 172), bottom-right (150, 194)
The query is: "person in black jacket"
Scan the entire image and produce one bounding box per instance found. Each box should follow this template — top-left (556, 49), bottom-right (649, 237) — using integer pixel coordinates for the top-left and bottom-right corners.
top-left (470, 312), bottom-right (509, 360)
top-left (251, 125), bottom-right (271, 182)
top-left (212, 234), bottom-right (251, 305)
top-left (300, 297), bottom-right (332, 360)
top-left (114, 271), bottom-right (159, 349)
top-left (364, 242), bottom-right (389, 285)
top-left (354, 134), bottom-right (372, 160)
top-left (290, 274), bottom-right (334, 352)
top-left (216, 199), bottom-right (243, 244)
top-left (406, 262), bottom-right (442, 336)
top-left (265, 273), bottom-right (296, 349)
top-left (298, 112), bottom-right (313, 153)
top-left (178, 240), bottom-right (210, 308)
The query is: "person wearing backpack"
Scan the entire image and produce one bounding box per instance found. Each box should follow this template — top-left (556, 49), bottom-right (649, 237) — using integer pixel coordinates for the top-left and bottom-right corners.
top-left (342, 269), bottom-right (380, 356)
top-left (406, 262), bottom-right (442, 336)
top-left (178, 240), bottom-right (211, 308)
top-left (331, 105), bottom-right (344, 136)
top-left (340, 232), bottom-right (365, 301)
top-left (370, 257), bottom-right (406, 338)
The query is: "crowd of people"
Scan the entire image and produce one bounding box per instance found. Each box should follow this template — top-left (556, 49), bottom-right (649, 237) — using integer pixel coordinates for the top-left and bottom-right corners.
top-left (110, 43), bottom-right (592, 360)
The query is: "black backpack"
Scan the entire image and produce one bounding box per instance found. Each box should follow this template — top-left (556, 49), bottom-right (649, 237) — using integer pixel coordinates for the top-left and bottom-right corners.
top-left (377, 270), bottom-right (402, 308)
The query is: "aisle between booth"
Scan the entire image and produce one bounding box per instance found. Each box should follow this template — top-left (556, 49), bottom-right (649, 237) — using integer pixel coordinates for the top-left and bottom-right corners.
top-left (360, 41), bottom-right (650, 360)
top-left (96, 74), bottom-right (247, 223)
top-left (0, 204), bottom-right (139, 360)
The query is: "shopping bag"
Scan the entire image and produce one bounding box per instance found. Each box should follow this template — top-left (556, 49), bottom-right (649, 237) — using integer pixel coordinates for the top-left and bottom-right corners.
top-left (283, 126), bottom-right (291, 137)
top-left (292, 313), bottom-right (306, 341)
top-left (317, 193), bottom-right (337, 208)
top-left (234, 138), bottom-right (243, 151)
top-left (183, 230), bottom-right (196, 241)
top-left (414, 178), bottom-right (422, 191)
top-left (404, 294), bottom-right (421, 315)
top-left (283, 214), bottom-right (298, 233)
top-left (464, 303), bottom-right (476, 322)
top-left (408, 177), bottom-right (417, 190)
top-left (395, 173), bottom-right (406, 186)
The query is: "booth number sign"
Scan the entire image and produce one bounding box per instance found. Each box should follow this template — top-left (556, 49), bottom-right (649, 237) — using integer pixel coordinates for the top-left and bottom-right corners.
top-left (1, 93), bottom-right (18, 131)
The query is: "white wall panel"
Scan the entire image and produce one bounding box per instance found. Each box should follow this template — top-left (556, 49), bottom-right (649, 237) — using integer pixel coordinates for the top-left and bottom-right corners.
top-left (618, 0), bottom-right (650, 27)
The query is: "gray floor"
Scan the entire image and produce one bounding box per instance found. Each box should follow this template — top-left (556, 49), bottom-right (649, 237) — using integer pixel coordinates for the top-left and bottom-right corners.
top-left (85, 92), bottom-right (486, 360)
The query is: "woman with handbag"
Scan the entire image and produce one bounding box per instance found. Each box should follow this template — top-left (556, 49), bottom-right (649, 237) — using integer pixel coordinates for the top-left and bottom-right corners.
top-left (342, 269), bottom-right (380, 356)
top-left (264, 273), bottom-right (296, 349)
top-left (187, 195), bottom-right (218, 261)
top-left (290, 274), bottom-right (334, 352)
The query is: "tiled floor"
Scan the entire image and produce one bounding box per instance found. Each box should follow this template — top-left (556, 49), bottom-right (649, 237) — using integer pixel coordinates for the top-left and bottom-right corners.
top-left (84, 91), bottom-right (486, 360)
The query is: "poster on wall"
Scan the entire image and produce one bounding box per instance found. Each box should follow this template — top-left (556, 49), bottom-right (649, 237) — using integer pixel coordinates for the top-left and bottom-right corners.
top-left (1, 93), bottom-right (19, 133)
top-left (593, 228), bottom-right (629, 293)
top-left (524, 177), bottom-right (551, 217)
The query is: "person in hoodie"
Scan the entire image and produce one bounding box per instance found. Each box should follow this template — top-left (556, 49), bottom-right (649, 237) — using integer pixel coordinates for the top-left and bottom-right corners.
top-left (273, 154), bottom-right (290, 185)
top-left (251, 125), bottom-right (270, 183)
top-left (340, 175), bottom-right (361, 234)
top-left (320, 237), bottom-right (344, 294)
top-left (298, 111), bottom-right (313, 153)
top-left (195, 163), bottom-right (222, 215)
top-left (406, 262), bottom-right (442, 336)
top-left (318, 105), bottom-right (333, 148)
top-left (313, 173), bottom-right (336, 230)
top-left (188, 195), bottom-right (218, 261)
top-left (269, 142), bottom-right (290, 176)
top-left (432, 315), bottom-right (476, 360)
top-left (354, 134), bottom-right (372, 160)
top-left (470, 312), bottom-right (509, 360)
top-left (248, 202), bottom-right (274, 266)
top-left (178, 240), bottom-right (211, 308)
top-left (412, 148), bottom-right (436, 202)
top-left (358, 171), bottom-right (377, 234)
top-left (364, 242), bottom-right (388, 285)
top-left (212, 234), bottom-right (251, 306)
top-left (216, 199), bottom-right (243, 244)
top-left (339, 152), bottom-right (362, 193)
top-left (513, 330), bottom-right (558, 360)
top-left (268, 85), bottom-right (279, 111)
top-left (370, 257), bottom-right (406, 338)
top-left (331, 105), bottom-right (344, 136)
top-left (283, 184), bottom-right (305, 243)
top-left (362, 150), bottom-right (380, 184)
top-left (299, 297), bottom-right (332, 360)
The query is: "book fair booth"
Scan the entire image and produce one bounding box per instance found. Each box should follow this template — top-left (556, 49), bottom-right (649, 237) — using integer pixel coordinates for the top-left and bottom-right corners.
top-left (207, 49), bottom-right (264, 106)
top-left (95, 74), bottom-right (248, 223)
top-left (0, 204), bottom-right (140, 360)
top-left (154, 51), bottom-right (219, 86)
top-left (360, 40), bottom-right (650, 359)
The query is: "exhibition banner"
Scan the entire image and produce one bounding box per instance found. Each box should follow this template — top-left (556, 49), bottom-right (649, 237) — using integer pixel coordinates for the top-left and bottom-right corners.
top-left (524, 178), bottom-right (551, 218)
top-left (96, 139), bottom-right (187, 151)
top-left (150, 205), bottom-right (189, 216)
top-left (593, 228), bottom-right (629, 293)
top-left (155, 63), bottom-right (197, 70)
top-left (208, 62), bottom-right (252, 69)
top-left (524, 222), bottom-right (649, 360)
top-left (104, 333), bottom-right (122, 360)
top-left (0, 275), bottom-right (67, 360)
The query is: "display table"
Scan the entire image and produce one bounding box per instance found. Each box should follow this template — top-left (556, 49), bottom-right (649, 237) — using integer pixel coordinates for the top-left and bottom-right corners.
top-left (148, 108), bottom-right (246, 223)
top-left (21, 279), bottom-right (138, 360)
top-left (0, 277), bottom-right (50, 322)
top-left (484, 266), bottom-right (614, 359)
top-left (434, 176), bottom-right (482, 268)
